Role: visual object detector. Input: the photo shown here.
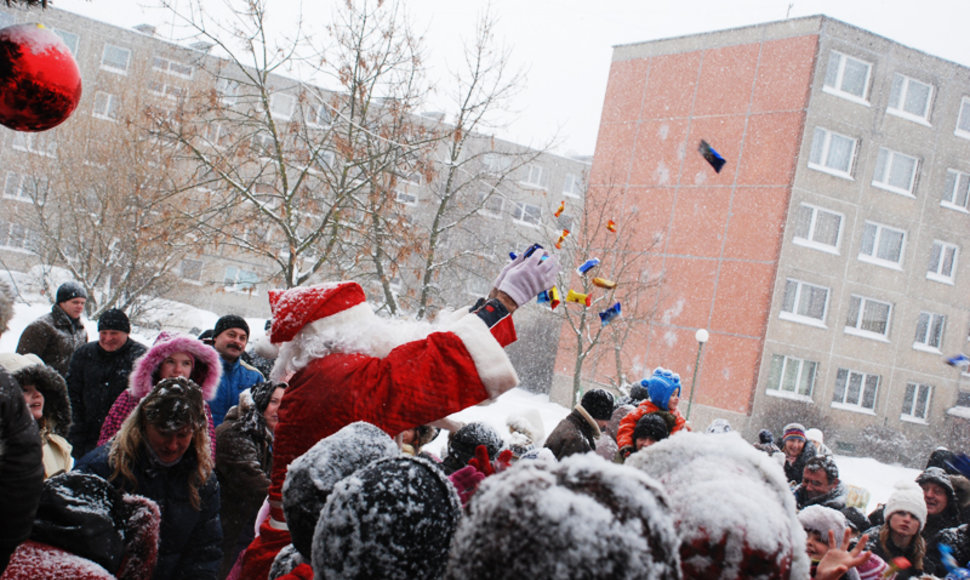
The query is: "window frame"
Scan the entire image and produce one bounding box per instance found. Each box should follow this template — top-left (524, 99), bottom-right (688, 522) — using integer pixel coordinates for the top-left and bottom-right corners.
top-left (52, 28), bottom-right (80, 56)
top-left (779, 278), bottom-right (830, 328)
top-left (766, 354), bottom-right (817, 401)
top-left (563, 173), bottom-right (583, 198)
top-left (808, 127), bottom-right (857, 179)
top-left (913, 311), bottom-right (946, 353)
top-left (100, 43), bottom-right (131, 74)
top-left (270, 92), bottom-right (296, 120)
top-left (901, 382), bottom-right (932, 423)
top-left (151, 56), bottom-right (194, 79)
top-left (179, 258), bottom-right (204, 283)
top-left (844, 294), bottom-right (893, 341)
top-left (792, 203), bottom-right (843, 254)
top-left (887, 73), bottom-right (933, 124)
top-left (942, 169), bottom-right (970, 212)
top-left (858, 220), bottom-right (906, 269)
top-left (477, 191), bottom-right (504, 218)
top-left (223, 266), bottom-right (258, 294)
top-left (872, 146), bottom-right (919, 197)
top-left (927, 240), bottom-right (958, 284)
top-left (521, 163), bottom-right (547, 188)
top-left (511, 201), bottom-right (542, 227)
top-left (956, 97), bottom-right (970, 139)
top-left (832, 368), bottom-right (880, 413)
top-left (0, 220), bottom-right (33, 252)
top-left (823, 50), bottom-right (873, 104)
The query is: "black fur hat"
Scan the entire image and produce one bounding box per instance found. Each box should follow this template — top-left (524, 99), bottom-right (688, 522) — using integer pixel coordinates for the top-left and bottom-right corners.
top-left (581, 388), bottom-right (616, 421)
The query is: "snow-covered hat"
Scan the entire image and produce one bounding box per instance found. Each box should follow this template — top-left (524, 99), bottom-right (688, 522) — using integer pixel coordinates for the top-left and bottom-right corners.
top-left (627, 431), bottom-right (810, 579)
top-left (885, 481), bottom-right (927, 531)
top-left (581, 388), bottom-right (615, 421)
top-left (313, 455), bottom-right (461, 580)
top-left (798, 505), bottom-right (847, 546)
top-left (282, 421), bottom-right (399, 560)
top-left (805, 427), bottom-right (824, 444)
top-left (444, 453), bottom-right (681, 579)
top-left (441, 421), bottom-right (504, 475)
top-left (55, 281), bottom-right (86, 304)
top-left (268, 281), bottom-right (367, 344)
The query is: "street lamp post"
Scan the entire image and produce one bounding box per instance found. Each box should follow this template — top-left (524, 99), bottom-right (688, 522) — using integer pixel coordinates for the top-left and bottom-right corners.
top-left (686, 328), bottom-right (709, 421)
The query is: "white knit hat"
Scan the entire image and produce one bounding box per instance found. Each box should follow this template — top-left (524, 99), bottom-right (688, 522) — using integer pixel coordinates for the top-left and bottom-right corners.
top-left (798, 505), bottom-right (847, 545)
top-left (885, 481), bottom-right (928, 531)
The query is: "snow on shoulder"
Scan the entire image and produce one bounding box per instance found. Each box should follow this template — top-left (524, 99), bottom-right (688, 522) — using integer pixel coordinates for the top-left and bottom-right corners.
top-left (627, 431), bottom-right (810, 579)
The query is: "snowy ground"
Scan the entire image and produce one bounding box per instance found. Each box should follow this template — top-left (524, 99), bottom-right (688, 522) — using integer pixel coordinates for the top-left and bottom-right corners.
top-left (1, 270), bottom-right (919, 513)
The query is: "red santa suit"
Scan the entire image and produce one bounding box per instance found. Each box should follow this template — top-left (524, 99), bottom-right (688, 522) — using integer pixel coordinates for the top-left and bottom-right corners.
top-left (239, 281), bottom-right (519, 579)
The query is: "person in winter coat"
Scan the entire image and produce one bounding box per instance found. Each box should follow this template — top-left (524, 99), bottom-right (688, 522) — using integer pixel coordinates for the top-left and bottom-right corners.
top-left (75, 377), bottom-right (223, 580)
top-left (798, 505), bottom-right (888, 579)
top-left (596, 403), bottom-right (635, 461)
top-left (863, 482), bottom-right (927, 579)
top-left (0, 472), bottom-right (160, 580)
top-left (616, 367), bottom-right (690, 457)
top-left (544, 388), bottom-right (615, 460)
top-left (806, 427), bottom-right (834, 457)
top-left (4, 356), bottom-right (73, 478)
top-left (16, 281), bottom-right (88, 377)
top-left (796, 455), bottom-right (848, 511)
top-left (215, 381), bottom-right (284, 578)
top-left (66, 309), bottom-right (147, 458)
top-left (208, 315), bottom-right (265, 427)
top-left (632, 411), bottom-right (671, 451)
top-left (781, 422), bottom-right (818, 485)
top-left (98, 332), bottom-right (221, 457)
top-left (440, 421), bottom-right (505, 475)
top-left (0, 280), bottom-right (44, 576)
top-left (239, 249), bottom-right (558, 580)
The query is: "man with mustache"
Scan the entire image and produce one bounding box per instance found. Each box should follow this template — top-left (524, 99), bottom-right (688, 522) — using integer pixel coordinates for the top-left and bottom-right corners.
top-left (208, 315), bottom-right (264, 427)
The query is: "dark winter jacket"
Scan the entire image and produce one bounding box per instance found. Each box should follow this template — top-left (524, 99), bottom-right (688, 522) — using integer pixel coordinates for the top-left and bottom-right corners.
top-left (66, 338), bottom-right (147, 458)
top-left (75, 444), bottom-right (223, 580)
top-left (924, 523), bottom-right (970, 577)
top-left (0, 368), bottom-right (44, 574)
top-left (544, 406), bottom-right (600, 460)
top-left (16, 305), bottom-right (87, 377)
top-left (214, 401), bottom-right (273, 577)
top-left (209, 358), bottom-right (264, 427)
top-left (863, 527), bottom-right (924, 579)
top-left (784, 440), bottom-right (818, 485)
top-left (917, 467), bottom-right (963, 541)
top-left (795, 481), bottom-right (848, 511)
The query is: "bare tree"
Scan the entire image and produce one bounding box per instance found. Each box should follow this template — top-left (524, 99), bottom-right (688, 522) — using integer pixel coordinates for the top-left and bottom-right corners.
top-left (10, 79), bottom-right (203, 319)
top-left (554, 182), bottom-right (664, 404)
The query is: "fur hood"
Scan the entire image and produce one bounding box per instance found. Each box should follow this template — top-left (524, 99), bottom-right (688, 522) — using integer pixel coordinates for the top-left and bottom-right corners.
top-left (128, 333), bottom-right (222, 401)
top-left (13, 362), bottom-right (72, 437)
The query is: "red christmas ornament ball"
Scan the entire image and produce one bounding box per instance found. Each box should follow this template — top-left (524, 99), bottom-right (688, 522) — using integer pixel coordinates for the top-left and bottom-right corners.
top-left (0, 23), bottom-right (82, 132)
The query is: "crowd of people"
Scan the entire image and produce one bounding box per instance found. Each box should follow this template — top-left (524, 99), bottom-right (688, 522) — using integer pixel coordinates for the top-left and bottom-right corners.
top-left (1, 262), bottom-right (969, 579)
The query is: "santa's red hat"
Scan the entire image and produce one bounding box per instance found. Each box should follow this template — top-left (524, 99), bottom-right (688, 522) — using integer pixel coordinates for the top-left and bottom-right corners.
top-left (268, 282), bottom-right (367, 344)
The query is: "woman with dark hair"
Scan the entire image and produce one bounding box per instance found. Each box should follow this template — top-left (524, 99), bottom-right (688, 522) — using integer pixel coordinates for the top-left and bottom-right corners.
top-left (98, 333), bottom-right (221, 455)
top-left (75, 377), bottom-right (222, 579)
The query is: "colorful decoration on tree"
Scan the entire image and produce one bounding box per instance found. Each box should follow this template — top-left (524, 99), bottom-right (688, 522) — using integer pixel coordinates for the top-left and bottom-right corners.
top-left (698, 139), bottom-right (726, 173)
top-left (599, 302), bottom-right (621, 326)
top-left (592, 277), bottom-right (616, 290)
top-left (0, 23), bottom-right (82, 131)
top-left (565, 289), bottom-right (591, 307)
top-left (576, 258), bottom-right (600, 275)
top-left (554, 229), bottom-right (570, 249)
top-left (606, 219), bottom-right (617, 233)
top-left (536, 287), bottom-right (561, 310)
top-left (554, 200), bottom-right (565, 218)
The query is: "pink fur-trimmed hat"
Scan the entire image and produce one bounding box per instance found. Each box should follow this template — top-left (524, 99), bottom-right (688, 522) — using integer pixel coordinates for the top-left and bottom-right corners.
top-left (268, 282), bottom-right (367, 344)
top-left (127, 332), bottom-right (222, 401)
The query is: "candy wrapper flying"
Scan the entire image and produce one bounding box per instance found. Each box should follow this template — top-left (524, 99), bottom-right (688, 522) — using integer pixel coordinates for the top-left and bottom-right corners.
top-left (565, 289), bottom-right (591, 307)
top-left (946, 353), bottom-right (970, 368)
top-left (606, 220), bottom-right (617, 233)
top-left (554, 201), bottom-right (565, 218)
top-left (554, 229), bottom-right (570, 250)
top-left (592, 277), bottom-right (616, 289)
top-left (599, 303), bottom-right (621, 326)
top-left (536, 287), bottom-right (561, 310)
top-left (576, 258), bottom-right (599, 275)
top-left (699, 139), bottom-right (726, 173)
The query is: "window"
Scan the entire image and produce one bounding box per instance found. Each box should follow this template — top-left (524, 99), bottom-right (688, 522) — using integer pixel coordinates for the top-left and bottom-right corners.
top-left (0, 220), bottom-right (33, 252)
top-left (914, 311), bottom-right (945, 351)
top-left (522, 164), bottom-right (547, 188)
top-left (92, 91), bottom-right (120, 120)
top-left (482, 153), bottom-right (511, 175)
top-left (942, 169), bottom-right (970, 212)
top-left (270, 93), bottom-right (296, 120)
top-left (823, 51), bottom-right (872, 102)
top-left (179, 259), bottom-right (203, 282)
top-left (808, 127), bottom-right (856, 177)
top-left (833, 368), bottom-right (879, 411)
top-left (845, 295), bottom-right (892, 339)
top-left (858, 221), bottom-right (905, 268)
top-left (203, 123), bottom-right (229, 148)
top-left (477, 191), bottom-right (503, 218)
top-left (956, 97), bottom-right (970, 138)
top-left (394, 182), bottom-right (418, 206)
top-left (224, 266), bottom-right (258, 293)
top-left (927, 240), bottom-right (958, 283)
top-left (100, 44), bottom-right (131, 73)
top-left (252, 132), bottom-right (274, 157)
top-left (216, 78), bottom-right (239, 107)
top-left (152, 56), bottom-right (193, 78)
top-left (310, 103), bottom-right (332, 127)
top-left (11, 132), bottom-right (56, 157)
top-left (902, 382), bottom-right (932, 421)
top-left (792, 203), bottom-right (842, 253)
top-left (149, 80), bottom-right (187, 101)
top-left (872, 147), bottom-right (919, 196)
top-left (767, 354), bottom-right (817, 398)
top-left (563, 173), bottom-right (583, 198)
top-left (512, 202), bottom-right (541, 226)
top-left (780, 279), bottom-right (829, 326)
top-left (53, 28), bottom-right (79, 56)
top-left (887, 74), bottom-right (933, 123)
top-left (3, 172), bottom-right (46, 201)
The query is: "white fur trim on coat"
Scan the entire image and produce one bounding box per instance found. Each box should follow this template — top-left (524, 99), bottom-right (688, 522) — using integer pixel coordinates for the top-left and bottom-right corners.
top-left (446, 311), bottom-right (518, 398)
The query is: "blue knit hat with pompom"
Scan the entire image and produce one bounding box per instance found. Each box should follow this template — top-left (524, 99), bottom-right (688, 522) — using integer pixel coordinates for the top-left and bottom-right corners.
top-left (641, 367), bottom-right (681, 411)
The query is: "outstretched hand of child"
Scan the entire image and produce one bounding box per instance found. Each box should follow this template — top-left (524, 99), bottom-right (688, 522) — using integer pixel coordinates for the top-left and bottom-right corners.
top-left (816, 532), bottom-right (871, 580)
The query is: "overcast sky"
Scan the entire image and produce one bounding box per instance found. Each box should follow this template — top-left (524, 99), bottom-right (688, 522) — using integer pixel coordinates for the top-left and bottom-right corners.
top-left (44, 0), bottom-right (970, 157)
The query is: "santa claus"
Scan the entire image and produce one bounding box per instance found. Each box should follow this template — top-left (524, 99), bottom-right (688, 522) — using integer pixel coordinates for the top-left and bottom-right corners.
top-left (238, 249), bottom-right (558, 578)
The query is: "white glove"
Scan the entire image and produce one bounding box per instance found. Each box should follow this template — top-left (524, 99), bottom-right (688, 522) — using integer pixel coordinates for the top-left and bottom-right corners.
top-left (497, 251), bottom-right (559, 306)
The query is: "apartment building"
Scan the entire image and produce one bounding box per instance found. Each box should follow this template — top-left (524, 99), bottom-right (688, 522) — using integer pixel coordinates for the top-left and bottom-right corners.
top-left (571, 15), bottom-right (969, 461)
top-left (0, 1), bottom-right (589, 383)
